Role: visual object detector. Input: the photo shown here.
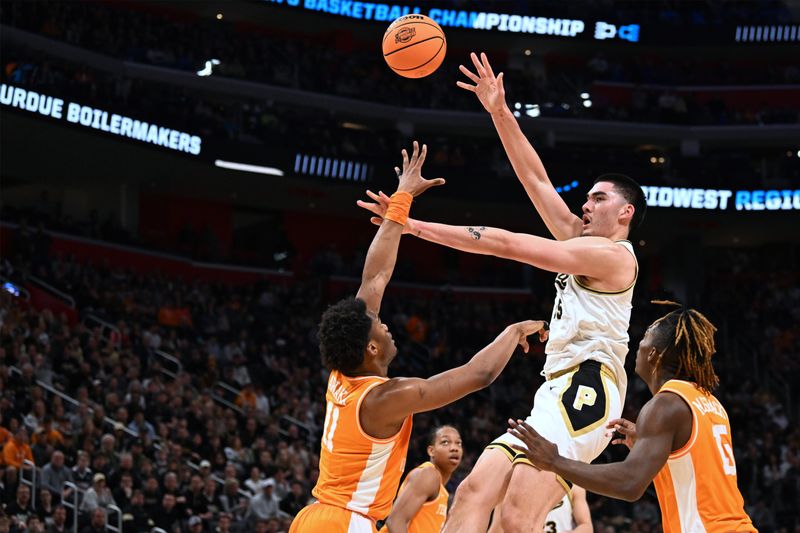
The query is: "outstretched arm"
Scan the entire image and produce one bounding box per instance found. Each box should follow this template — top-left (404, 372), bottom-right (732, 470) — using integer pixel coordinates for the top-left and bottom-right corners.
top-left (384, 467), bottom-right (441, 533)
top-left (507, 393), bottom-right (691, 501)
top-left (458, 53), bottom-right (582, 241)
top-left (409, 221), bottom-right (629, 279)
top-left (355, 141), bottom-right (444, 315)
top-left (357, 201), bottom-right (631, 281)
top-left (363, 320), bottom-right (548, 432)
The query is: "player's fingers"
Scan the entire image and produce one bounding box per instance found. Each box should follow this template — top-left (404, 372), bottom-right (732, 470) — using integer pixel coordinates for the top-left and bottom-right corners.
top-left (417, 178), bottom-right (442, 195)
top-left (416, 143), bottom-right (427, 167)
top-left (470, 52), bottom-right (485, 76)
top-left (356, 201), bottom-right (382, 216)
top-left (378, 191), bottom-right (391, 204)
top-left (458, 64), bottom-right (480, 83)
top-left (411, 141), bottom-right (419, 165)
top-left (366, 190), bottom-right (381, 202)
top-left (497, 72), bottom-right (505, 91)
top-left (520, 338), bottom-right (529, 353)
top-left (370, 217), bottom-right (383, 226)
top-left (480, 52), bottom-right (495, 78)
top-left (401, 148), bottom-right (409, 168)
top-left (539, 330), bottom-right (549, 342)
top-left (509, 444), bottom-right (530, 454)
top-left (394, 166), bottom-right (401, 177)
top-left (455, 81), bottom-right (477, 92)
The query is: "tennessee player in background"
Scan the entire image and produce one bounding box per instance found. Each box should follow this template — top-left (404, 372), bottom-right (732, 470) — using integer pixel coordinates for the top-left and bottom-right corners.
top-left (508, 302), bottom-right (756, 533)
top-left (488, 486), bottom-right (592, 533)
top-left (384, 426), bottom-right (463, 533)
top-left (289, 142), bottom-right (549, 533)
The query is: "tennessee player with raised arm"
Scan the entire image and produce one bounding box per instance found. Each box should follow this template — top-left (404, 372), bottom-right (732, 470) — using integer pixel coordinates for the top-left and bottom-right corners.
top-left (508, 302), bottom-right (755, 533)
top-left (358, 52), bottom-right (645, 533)
top-left (289, 142), bottom-right (549, 533)
top-left (384, 425), bottom-right (463, 533)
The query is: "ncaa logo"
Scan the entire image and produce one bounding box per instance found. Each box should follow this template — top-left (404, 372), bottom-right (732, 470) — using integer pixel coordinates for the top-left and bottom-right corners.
top-left (395, 27), bottom-right (416, 44)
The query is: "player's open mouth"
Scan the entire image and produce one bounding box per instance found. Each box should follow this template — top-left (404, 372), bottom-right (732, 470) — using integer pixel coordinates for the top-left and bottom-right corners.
top-left (582, 215), bottom-right (591, 225)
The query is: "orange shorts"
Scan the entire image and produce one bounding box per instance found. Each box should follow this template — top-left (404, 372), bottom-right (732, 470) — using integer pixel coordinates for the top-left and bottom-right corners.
top-left (290, 502), bottom-right (378, 533)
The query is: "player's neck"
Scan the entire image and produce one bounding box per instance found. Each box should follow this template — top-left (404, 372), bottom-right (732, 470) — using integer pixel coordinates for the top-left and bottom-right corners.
top-left (347, 362), bottom-right (388, 378)
top-left (650, 372), bottom-right (674, 395)
top-left (608, 228), bottom-right (630, 242)
top-left (432, 461), bottom-right (453, 486)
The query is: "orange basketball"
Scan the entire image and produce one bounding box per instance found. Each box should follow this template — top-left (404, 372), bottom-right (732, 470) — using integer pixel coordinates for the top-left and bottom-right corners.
top-left (382, 15), bottom-right (446, 79)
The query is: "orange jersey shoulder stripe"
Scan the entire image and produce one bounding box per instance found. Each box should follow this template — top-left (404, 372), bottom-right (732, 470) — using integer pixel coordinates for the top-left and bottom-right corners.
top-left (312, 371), bottom-right (413, 522)
top-left (653, 380), bottom-right (755, 533)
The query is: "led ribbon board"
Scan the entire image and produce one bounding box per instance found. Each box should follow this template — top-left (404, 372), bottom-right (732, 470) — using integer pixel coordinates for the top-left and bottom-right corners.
top-left (265, 0), bottom-right (640, 42)
top-left (0, 84), bottom-right (202, 156)
top-left (642, 186), bottom-right (800, 211)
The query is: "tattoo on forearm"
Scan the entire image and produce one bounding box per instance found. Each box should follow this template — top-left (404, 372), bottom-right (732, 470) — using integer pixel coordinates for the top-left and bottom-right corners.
top-left (467, 226), bottom-right (486, 240)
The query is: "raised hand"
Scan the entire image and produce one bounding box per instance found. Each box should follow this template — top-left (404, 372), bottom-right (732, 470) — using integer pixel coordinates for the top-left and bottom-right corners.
top-left (456, 52), bottom-right (507, 115)
top-left (395, 140), bottom-right (445, 198)
top-left (356, 190), bottom-right (392, 226)
top-left (605, 418), bottom-right (637, 449)
top-left (512, 320), bottom-right (550, 353)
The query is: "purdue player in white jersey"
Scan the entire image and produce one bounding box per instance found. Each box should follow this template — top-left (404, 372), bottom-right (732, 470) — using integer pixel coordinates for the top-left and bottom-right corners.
top-left (357, 52), bottom-right (645, 533)
top-left (543, 487), bottom-right (592, 533)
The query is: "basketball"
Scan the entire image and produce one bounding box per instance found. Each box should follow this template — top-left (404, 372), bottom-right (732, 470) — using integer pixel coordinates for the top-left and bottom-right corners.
top-left (382, 14), bottom-right (446, 79)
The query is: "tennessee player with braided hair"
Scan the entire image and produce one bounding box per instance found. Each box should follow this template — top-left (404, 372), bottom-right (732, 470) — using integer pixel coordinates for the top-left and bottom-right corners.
top-left (507, 301), bottom-right (756, 533)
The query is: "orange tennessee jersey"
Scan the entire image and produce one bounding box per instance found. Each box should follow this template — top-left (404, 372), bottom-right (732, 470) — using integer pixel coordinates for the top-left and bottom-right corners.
top-left (653, 380), bottom-right (755, 533)
top-left (401, 462), bottom-right (449, 533)
top-left (313, 370), bottom-right (413, 522)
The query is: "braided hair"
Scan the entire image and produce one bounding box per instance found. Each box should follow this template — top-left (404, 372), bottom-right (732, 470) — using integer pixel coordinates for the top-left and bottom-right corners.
top-left (649, 300), bottom-right (720, 394)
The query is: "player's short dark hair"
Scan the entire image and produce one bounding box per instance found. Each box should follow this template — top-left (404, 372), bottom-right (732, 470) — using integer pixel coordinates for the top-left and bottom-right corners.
top-left (427, 425), bottom-right (458, 446)
top-left (594, 173), bottom-right (646, 229)
top-left (318, 297), bottom-right (373, 375)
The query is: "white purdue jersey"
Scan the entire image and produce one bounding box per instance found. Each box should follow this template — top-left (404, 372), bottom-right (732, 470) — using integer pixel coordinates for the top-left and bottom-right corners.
top-left (543, 240), bottom-right (636, 396)
top-left (544, 494), bottom-right (574, 533)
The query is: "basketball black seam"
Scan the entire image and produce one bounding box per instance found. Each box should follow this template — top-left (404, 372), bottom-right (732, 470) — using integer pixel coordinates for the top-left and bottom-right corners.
top-left (389, 40), bottom-right (445, 71)
top-left (383, 35), bottom-right (444, 57)
top-left (382, 21), bottom-right (443, 44)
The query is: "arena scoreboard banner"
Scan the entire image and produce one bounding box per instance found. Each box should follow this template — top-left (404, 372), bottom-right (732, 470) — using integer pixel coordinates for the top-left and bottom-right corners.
top-left (265, 0), bottom-right (799, 45)
top-left (642, 186), bottom-right (800, 211)
top-left (0, 83), bottom-right (203, 156)
top-left (265, 0), bottom-right (641, 42)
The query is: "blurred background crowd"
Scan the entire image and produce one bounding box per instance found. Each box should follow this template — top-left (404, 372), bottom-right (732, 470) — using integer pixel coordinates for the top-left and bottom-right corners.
top-left (1, 0), bottom-right (798, 531)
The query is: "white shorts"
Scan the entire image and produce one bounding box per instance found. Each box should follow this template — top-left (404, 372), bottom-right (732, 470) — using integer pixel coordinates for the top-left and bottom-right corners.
top-left (489, 360), bottom-right (622, 484)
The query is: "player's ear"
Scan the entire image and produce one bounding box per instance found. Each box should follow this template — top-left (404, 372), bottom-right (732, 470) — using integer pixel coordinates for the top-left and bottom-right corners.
top-left (620, 203), bottom-right (634, 224)
top-left (427, 444), bottom-right (434, 458)
top-left (366, 340), bottom-right (380, 357)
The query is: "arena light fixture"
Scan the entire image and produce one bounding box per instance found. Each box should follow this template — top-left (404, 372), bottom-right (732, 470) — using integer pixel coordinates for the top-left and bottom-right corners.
top-left (580, 92), bottom-right (590, 99)
top-left (214, 159), bottom-right (284, 176)
top-left (341, 122), bottom-right (368, 130)
top-left (583, 100), bottom-right (592, 108)
top-left (524, 104), bottom-right (540, 118)
top-left (197, 59), bottom-right (220, 77)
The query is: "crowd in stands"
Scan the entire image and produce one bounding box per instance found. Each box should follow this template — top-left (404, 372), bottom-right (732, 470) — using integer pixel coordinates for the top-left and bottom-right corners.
top-left (0, 212), bottom-right (797, 532)
top-left (2, 1), bottom-right (799, 125)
